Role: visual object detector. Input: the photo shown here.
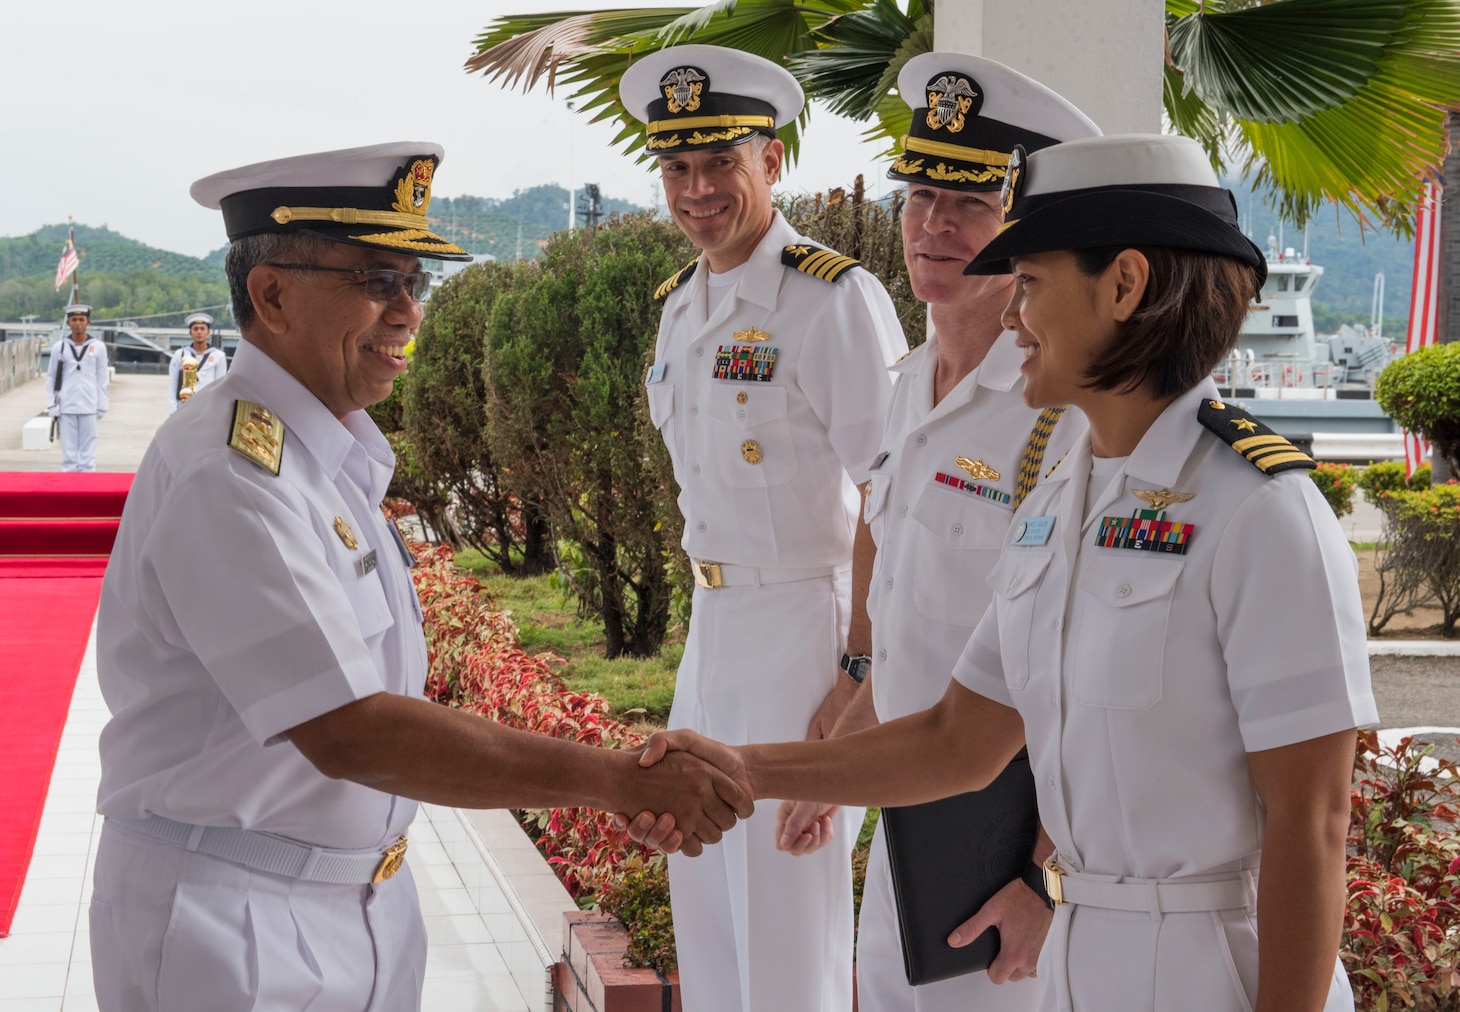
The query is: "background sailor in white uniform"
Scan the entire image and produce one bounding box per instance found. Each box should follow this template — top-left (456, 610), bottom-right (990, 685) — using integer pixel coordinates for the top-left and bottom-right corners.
top-left (46, 303), bottom-right (109, 472)
top-left (773, 54), bottom-right (1099, 1012)
top-left (91, 142), bottom-right (751, 1012)
top-left (621, 45), bottom-right (907, 1012)
top-left (167, 311), bottom-right (228, 413)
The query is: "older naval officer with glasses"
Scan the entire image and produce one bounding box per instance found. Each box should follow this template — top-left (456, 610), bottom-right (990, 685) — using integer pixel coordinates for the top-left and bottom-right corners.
top-left (89, 143), bottom-right (753, 1011)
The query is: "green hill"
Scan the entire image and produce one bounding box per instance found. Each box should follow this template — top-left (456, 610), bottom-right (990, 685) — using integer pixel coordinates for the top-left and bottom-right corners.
top-left (0, 223), bottom-right (225, 283)
top-left (429, 185), bottom-right (644, 260)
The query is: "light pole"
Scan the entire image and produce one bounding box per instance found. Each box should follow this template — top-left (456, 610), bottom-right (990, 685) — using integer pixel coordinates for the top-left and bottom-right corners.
top-left (566, 100), bottom-right (577, 230)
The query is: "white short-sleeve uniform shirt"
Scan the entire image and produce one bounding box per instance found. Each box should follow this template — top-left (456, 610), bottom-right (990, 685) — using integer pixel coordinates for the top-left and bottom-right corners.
top-left (97, 340), bottom-right (425, 851)
top-left (645, 210), bottom-right (907, 568)
top-left (952, 378), bottom-right (1378, 1012)
top-left (857, 328), bottom-right (1084, 1012)
top-left (47, 335), bottom-right (110, 415)
top-left (168, 345), bottom-right (229, 414)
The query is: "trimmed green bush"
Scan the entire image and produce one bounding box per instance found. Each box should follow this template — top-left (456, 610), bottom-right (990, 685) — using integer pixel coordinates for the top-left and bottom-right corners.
top-left (1309, 462), bottom-right (1356, 518)
top-left (1357, 461), bottom-right (1433, 506)
top-left (1375, 342), bottom-right (1460, 476)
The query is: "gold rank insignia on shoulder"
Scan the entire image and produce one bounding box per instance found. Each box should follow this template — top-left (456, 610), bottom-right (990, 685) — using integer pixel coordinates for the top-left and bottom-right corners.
top-left (654, 256), bottom-right (701, 301)
top-left (1197, 399), bottom-right (1315, 475)
top-left (955, 456), bottom-right (1000, 482)
top-left (780, 243), bottom-right (860, 283)
top-left (334, 516), bottom-right (359, 550)
top-left (228, 400), bottom-right (284, 476)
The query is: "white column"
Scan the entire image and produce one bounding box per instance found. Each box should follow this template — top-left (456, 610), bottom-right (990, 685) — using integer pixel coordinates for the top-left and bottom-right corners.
top-left (934, 0), bottom-right (1164, 135)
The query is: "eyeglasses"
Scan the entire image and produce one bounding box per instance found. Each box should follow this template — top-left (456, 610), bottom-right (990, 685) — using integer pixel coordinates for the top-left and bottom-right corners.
top-left (267, 263), bottom-right (434, 303)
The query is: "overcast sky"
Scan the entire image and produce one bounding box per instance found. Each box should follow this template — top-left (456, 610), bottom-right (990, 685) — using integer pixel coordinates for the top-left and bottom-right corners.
top-left (2, 0), bottom-right (894, 259)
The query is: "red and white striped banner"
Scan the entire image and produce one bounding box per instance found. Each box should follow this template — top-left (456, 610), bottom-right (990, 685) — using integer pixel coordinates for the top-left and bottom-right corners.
top-left (53, 239), bottom-right (79, 292)
top-left (1402, 180), bottom-right (1441, 478)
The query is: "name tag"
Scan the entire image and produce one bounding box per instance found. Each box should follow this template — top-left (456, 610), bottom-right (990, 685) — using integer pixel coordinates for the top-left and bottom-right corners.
top-left (1011, 516), bottom-right (1055, 546)
top-left (359, 548), bottom-right (378, 576)
top-left (645, 362), bottom-right (667, 385)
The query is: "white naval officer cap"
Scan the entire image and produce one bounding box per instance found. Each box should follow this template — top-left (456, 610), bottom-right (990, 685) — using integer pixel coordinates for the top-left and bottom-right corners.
top-left (64, 304), bottom-right (91, 318)
top-left (189, 142), bottom-right (472, 262)
top-left (965, 134), bottom-right (1268, 287)
top-left (889, 52), bottom-right (1101, 193)
top-left (620, 45), bottom-right (804, 155)
top-left (184, 312), bottom-right (214, 327)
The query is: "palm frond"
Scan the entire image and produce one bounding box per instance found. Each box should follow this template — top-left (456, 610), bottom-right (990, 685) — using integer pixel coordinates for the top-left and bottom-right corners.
top-left (464, 9), bottom-right (696, 87)
top-left (788, 0), bottom-right (920, 121)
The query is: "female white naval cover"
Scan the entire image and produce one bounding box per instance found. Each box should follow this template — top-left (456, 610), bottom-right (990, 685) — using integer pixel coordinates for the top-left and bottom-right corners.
top-left (47, 307), bottom-right (110, 472)
top-left (952, 135), bottom-right (1377, 1011)
top-left (858, 331), bottom-right (1084, 1012)
top-left (93, 340), bottom-right (428, 1009)
top-left (857, 50), bottom-right (1098, 1012)
top-left (646, 204), bottom-right (906, 1012)
top-left (168, 312), bottom-right (228, 414)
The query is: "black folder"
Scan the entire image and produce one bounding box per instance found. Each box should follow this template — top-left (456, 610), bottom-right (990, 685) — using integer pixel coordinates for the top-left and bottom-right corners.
top-left (879, 748), bottom-right (1039, 986)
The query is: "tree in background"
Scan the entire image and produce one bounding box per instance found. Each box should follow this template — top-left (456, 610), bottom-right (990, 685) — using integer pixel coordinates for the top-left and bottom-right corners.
top-left (484, 212), bottom-right (693, 658)
top-left (402, 261), bottom-right (552, 574)
top-left (466, 0), bottom-right (1459, 235)
top-left (1376, 341), bottom-right (1460, 476)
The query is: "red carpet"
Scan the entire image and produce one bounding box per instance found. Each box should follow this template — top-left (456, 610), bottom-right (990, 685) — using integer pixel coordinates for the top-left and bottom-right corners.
top-left (0, 471), bottom-right (131, 936)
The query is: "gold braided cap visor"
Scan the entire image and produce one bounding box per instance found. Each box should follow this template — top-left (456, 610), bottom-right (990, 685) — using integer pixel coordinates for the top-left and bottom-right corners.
top-left (272, 206), bottom-right (428, 229)
top-left (900, 135), bottom-right (1012, 166)
top-left (646, 113), bottom-right (775, 135)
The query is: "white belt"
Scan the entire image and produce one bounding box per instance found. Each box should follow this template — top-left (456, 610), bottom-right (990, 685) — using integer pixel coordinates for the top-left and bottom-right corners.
top-left (690, 559), bottom-right (840, 589)
top-left (110, 815), bottom-right (409, 886)
top-left (1043, 856), bottom-right (1254, 918)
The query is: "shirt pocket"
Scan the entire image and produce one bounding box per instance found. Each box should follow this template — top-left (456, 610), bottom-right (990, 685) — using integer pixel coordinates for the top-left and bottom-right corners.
top-left (910, 481), bottom-right (1010, 626)
top-left (646, 379), bottom-right (674, 429)
top-left (1072, 557), bottom-right (1184, 710)
top-left (341, 566), bottom-right (395, 644)
top-left (986, 549), bottom-right (1053, 690)
top-left (707, 383), bottom-right (797, 487)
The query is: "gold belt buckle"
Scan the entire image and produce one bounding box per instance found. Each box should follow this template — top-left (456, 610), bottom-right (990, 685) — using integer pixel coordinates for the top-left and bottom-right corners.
top-left (1042, 856), bottom-right (1066, 906)
top-left (372, 835), bottom-right (409, 883)
top-left (693, 560), bottom-right (723, 589)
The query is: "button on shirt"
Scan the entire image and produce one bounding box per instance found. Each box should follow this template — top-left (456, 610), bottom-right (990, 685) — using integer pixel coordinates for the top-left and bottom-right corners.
top-left (864, 330), bottom-right (1084, 720)
top-left (644, 212), bottom-right (907, 568)
top-left (46, 336), bottom-right (109, 415)
top-left (96, 340), bottom-right (426, 851)
top-left (953, 378), bottom-right (1378, 882)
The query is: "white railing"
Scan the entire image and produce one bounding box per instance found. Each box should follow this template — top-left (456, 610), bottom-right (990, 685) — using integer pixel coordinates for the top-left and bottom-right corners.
top-left (0, 337), bottom-right (44, 394)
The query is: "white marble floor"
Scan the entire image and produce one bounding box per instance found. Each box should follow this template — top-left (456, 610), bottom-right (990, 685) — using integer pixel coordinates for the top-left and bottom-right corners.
top-left (0, 622), bottom-right (535, 1012)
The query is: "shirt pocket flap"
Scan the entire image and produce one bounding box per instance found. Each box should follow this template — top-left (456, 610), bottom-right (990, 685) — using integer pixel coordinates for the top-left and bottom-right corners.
top-left (1076, 557), bottom-right (1184, 607)
top-left (342, 568), bottom-right (395, 640)
top-left (911, 481), bottom-right (1013, 547)
top-left (986, 550), bottom-right (1053, 599)
top-left (708, 384), bottom-right (788, 429)
top-left (646, 382), bottom-right (674, 428)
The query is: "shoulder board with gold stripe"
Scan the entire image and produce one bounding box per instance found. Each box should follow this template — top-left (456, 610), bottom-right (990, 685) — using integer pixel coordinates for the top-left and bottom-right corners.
top-left (654, 257), bottom-right (701, 301)
top-left (781, 243), bottom-right (860, 283)
top-left (228, 399), bottom-right (285, 477)
top-left (1197, 398), bottom-right (1314, 475)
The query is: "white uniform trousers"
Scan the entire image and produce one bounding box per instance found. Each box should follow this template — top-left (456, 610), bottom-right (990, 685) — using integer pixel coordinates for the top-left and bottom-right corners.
top-left (667, 571), bottom-right (862, 1012)
top-left (856, 820), bottom-right (1040, 1012)
top-left (90, 820), bottom-right (426, 1012)
top-left (59, 414), bottom-right (98, 472)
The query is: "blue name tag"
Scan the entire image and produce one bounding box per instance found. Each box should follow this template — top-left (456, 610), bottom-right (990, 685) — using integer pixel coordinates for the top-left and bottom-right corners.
top-left (1011, 516), bottom-right (1055, 546)
top-left (645, 362), bottom-right (667, 385)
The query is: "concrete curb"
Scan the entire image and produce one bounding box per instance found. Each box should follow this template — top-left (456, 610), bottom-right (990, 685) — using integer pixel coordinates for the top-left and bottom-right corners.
top-left (1367, 640), bottom-right (1460, 656)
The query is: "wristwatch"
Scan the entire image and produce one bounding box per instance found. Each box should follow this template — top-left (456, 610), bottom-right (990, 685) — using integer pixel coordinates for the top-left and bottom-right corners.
top-left (839, 653), bottom-right (872, 684)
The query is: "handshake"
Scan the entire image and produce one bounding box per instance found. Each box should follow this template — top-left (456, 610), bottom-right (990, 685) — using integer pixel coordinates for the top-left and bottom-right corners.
top-left (613, 730), bottom-right (754, 857)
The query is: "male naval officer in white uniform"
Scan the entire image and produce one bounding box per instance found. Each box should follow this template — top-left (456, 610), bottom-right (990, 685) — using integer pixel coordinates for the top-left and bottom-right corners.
top-left (90, 142), bottom-right (751, 1012)
top-left (167, 311), bottom-right (227, 413)
top-left (621, 45), bottom-right (907, 1012)
top-left (46, 304), bottom-right (109, 471)
top-left (772, 55), bottom-right (1099, 1011)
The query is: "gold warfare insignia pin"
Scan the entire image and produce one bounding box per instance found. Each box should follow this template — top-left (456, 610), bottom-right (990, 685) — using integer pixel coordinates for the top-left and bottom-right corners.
top-left (1132, 488), bottom-right (1196, 511)
top-left (741, 440), bottom-right (763, 465)
top-left (660, 66), bottom-right (706, 113)
top-left (334, 516), bottom-right (359, 551)
top-left (956, 456), bottom-right (1001, 482)
top-left (733, 326), bottom-right (771, 344)
top-left (227, 400), bottom-right (284, 476)
top-left (925, 74), bottom-right (978, 133)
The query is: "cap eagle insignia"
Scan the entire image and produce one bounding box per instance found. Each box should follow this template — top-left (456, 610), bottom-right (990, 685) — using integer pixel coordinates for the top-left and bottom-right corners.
top-left (926, 75), bottom-right (978, 133)
top-left (392, 158), bottom-right (435, 217)
top-left (660, 67), bottom-right (707, 113)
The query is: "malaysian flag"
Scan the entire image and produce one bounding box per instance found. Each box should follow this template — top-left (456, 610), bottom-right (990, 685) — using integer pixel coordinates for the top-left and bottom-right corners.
top-left (53, 238), bottom-right (79, 291)
top-left (1402, 181), bottom-right (1442, 479)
